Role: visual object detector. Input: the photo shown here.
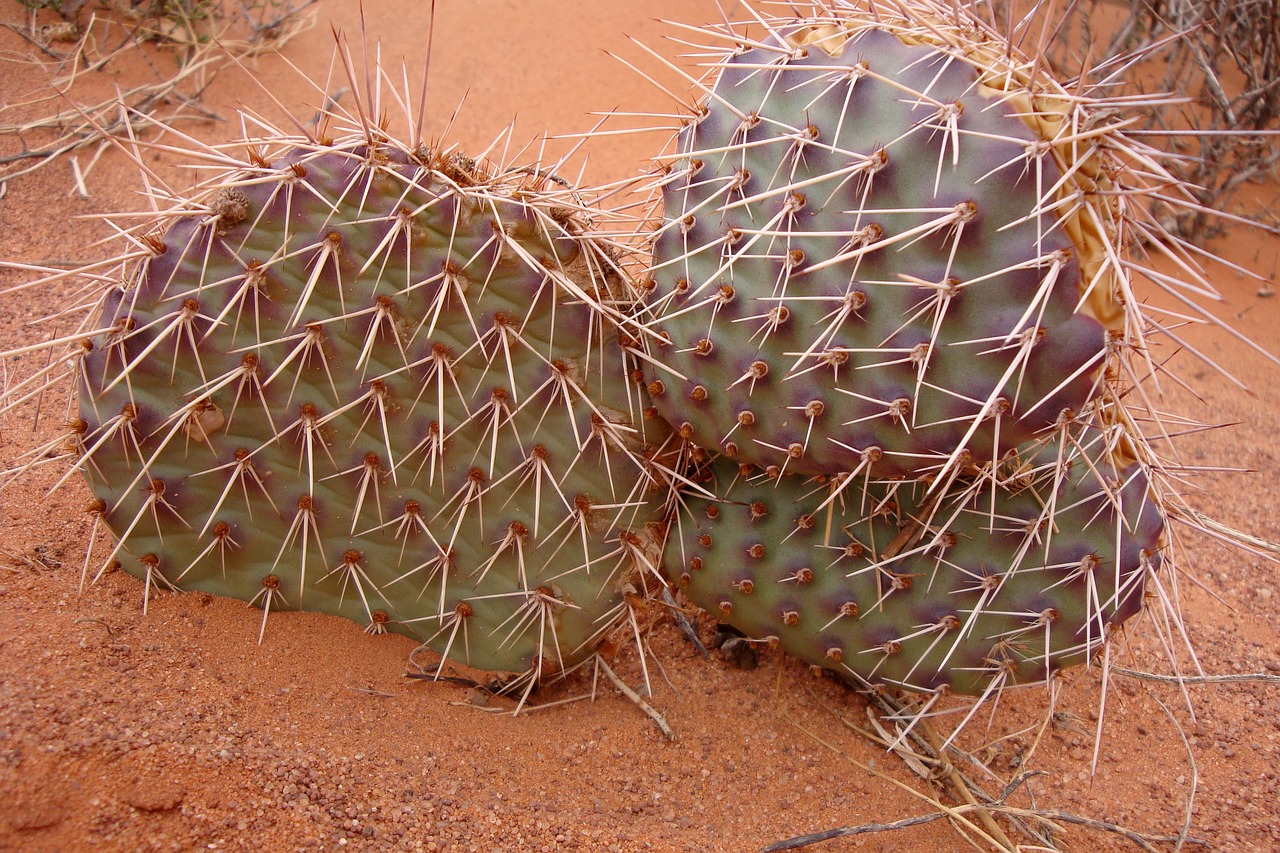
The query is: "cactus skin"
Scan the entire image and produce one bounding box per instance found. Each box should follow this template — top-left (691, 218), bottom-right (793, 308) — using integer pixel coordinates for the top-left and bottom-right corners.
top-left (670, 433), bottom-right (1162, 696)
top-left (643, 23), bottom-right (1122, 480)
top-left (72, 138), bottom-right (671, 681)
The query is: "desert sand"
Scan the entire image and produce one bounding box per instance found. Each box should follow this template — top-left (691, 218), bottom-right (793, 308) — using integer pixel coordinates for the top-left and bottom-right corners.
top-left (1, 1), bottom-right (1278, 850)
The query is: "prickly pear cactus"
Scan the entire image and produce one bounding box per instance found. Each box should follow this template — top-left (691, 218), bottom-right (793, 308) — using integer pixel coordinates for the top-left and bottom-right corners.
top-left (57, 135), bottom-right (673, 683)
top-left (642, 12), bottom-right (1133, 480)
top-left (671, 431), bottom-right (1163, 696)
top-left (628, 0), bottom-right (1250, 699)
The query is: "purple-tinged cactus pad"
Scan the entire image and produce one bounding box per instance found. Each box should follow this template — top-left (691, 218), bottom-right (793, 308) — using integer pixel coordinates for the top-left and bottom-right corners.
top-left (74, 139), bottom-right (672, 680)
top-left (645, 26), bottom-right (1112, 480)
top-left (669, 432), bottom-right (1162, 695)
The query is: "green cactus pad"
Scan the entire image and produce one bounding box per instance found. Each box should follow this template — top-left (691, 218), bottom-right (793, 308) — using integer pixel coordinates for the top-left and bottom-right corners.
top-left (643, 22), bottom-right (1125, 480)
top-left (669, 431), bottom-right (1162, 696)
top-left (72, 137), bottom-right (672, 681)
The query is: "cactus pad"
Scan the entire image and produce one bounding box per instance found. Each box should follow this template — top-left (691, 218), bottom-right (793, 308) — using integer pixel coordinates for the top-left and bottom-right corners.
top-left (643, 19), bottom-right (1130, 480)
top-left (670, 431), bottom-right (1163, 696)
top-left (63, 135), bottom-right (672, 684)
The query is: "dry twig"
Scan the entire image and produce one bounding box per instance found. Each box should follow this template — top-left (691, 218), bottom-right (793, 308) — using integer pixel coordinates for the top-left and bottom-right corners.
top-left (1114, 667), bottom-right (1280, 686)
top-left (595, 654), bottom-right (676, 740)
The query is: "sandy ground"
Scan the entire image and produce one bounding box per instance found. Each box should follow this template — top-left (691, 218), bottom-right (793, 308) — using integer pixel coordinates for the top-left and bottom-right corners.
top-left (1, 1), bottom-right (1278, 850)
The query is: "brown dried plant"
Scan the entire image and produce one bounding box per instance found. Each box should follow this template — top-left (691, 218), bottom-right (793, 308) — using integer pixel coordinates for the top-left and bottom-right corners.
top-left (993, 0), bottom-right (1280, 237)
top-left (0, 0), bottom-right (316, 192)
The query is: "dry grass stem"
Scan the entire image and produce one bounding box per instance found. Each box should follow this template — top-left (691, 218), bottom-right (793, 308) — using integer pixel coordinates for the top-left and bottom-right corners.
top-left (770, 672), bottom-right (1210, 852)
